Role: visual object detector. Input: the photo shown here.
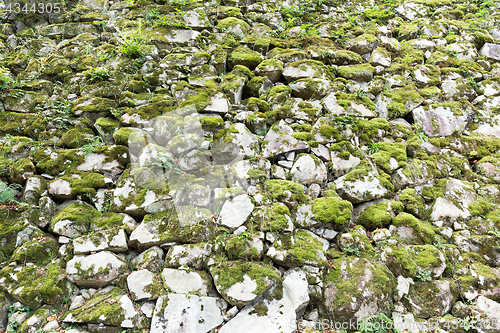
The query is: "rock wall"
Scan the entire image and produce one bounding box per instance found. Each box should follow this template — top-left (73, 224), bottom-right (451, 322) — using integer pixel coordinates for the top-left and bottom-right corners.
top-left (1, 0), bottom-right (500, 332)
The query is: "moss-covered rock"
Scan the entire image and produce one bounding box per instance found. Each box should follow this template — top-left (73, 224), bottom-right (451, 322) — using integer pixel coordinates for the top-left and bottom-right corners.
top-left (210, 261), bottom-right (281, 306)
top-left (322, 256), bottom-right (395, 323)
top-left (357, 200), bottom-right (404, 230)
top-left (0, 259), bottom-right (77, 309)
top-left (267, 229), bottom-right (327, 267)
top-left (249, 203), bottom-right (293, 232)
top-left (60, 286), bottom-right (147, 328)
top-left (337, 64), bottom-right (376, 82)
top-left (264, 179), bottom-right (310, 208)
top-left (311, 196), bottom-right (353, 230)
top-left (228, 45), bottom-right (263, 70)
top-left (49, 201), bottom-right (99, 238)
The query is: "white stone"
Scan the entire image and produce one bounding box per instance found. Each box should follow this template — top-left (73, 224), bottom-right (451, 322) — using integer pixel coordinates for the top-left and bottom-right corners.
top-left (151, 294), bottom-right (226, 333)
top-left (218, 194), bottom-right (254, 229)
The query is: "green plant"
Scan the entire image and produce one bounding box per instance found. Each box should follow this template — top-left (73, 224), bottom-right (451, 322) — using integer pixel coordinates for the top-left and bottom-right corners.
top-left (433, 236), bottom-right (446, 250)
top-left (416, 268), bottom-right (432, 282)
top-left (0, 183), bottom-right (21, 204)
top-left (460, 316), bottom-right (478, 331)
top-left (81, 136), bottom-right (106, 156)
top-left (0, 66), bottom-right (14, 91)
top-left (359, 313), bottom-right (396, 333)
top-left (367, 141), bottom-right (382, 155)
top-left (488, 228), bottom-right (500, 238)
top-left (151, 152), bottom-right (183, 174)
top-left (412, 124), bottom-right (428, 142)
top-left (341, 242), bottom-right (360, 257)
top-left (82, 67), bottom-right (111, 83)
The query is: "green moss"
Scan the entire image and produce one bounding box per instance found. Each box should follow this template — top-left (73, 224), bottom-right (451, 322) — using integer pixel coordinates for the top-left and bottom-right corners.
top-left (229, 46), bottom-right (263, 69)
top-left (266, 85), bottom-right (292, 103)
top-left (358, 200), bottom-right (403, 230)
top-left (468, 199), bottom-right (492, 217)
top-left (312, 197), bottom-right (352, 229)
top-left (337, 64), bottom-right (376, 81)
top-left (50, 202), bottom-right (100, 236)
top-left (0, 259), bottom-right (75, 309)
top-left (225, 234), bottom-right (261, 260)
top-left (60, 286), bottom-right (128, 324)
top-left (336, 92), bottom-right (376, 111)
top-left (211, 261), bottom-right (281, 298)
top-left (382, 86), bottom-right (423, 119)
top-left (217, 17), bottom-right (250, 32)
top-left (370, 142), bottom-right (407, 173)
top-left (420, 86), bottom-right (441, 98)
top-left (322, 257), bottom-right (395, 322)
top-left (410, 245), bottom-right (442, 272)
top-left (60, 128), bottom-right (95, 148)
top-left (250, 203), bottom-right (292, 232)
top-left (392, 212), bottom-right (436, 244)
top-left (49, 172), bottom-right (108, 198)
top-left (273, 230), bottom-right (327, 266)
top-left (264, 179), bottom-right (309, 205)
top-left (10, 236), bottom-right (58, 265)
top-left (200, 116), bottom-right (224, 130)
top-left (399, 188), bottom-right (425, 218)
top-left (291, 132), bottom-right (312, 141)
top-left (249, 303), bottom-right (269, 316)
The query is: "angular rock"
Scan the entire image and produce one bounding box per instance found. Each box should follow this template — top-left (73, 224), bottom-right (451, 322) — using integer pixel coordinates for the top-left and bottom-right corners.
top-left (151, 294), bottom-right (226, 333)
top-left (479, 43), bottom-right (500, 62)
top-left (162, 268), bottom-right (212, 295)
top-left (210, 261), bottom-right (281, 306)
top-left (66, 251), bottom-right (127, 288)
top-left (218, 194), bottom-right (254, 229)
top-left (61, 286), bottom-right (146, 328)
top-left (218, 269), bottom-right (309, 333)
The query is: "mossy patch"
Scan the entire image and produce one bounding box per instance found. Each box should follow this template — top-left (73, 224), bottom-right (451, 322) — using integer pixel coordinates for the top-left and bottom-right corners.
top-left (312, 197), bottom-right (353, 230)
top-left (358, 200), bottom-right (403, 230)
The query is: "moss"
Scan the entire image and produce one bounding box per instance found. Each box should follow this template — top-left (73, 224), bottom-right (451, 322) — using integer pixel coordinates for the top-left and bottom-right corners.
top-left (420, 86), bottom-right (441, 98)
top-left (392, 212), bottom-right (436, 244)
top-left (60, 286), bottom-right (128, 324)
top-left (273, 230), bottom-right (327, 266)
top-left (266, 85), bottom-right (292, 103)
top-left (382, 86), bottom-right (423, 119)
top-left (409, 245), bottom-right (442, 272)
top-left (399, 188), bottom-right (425, 218)
top-left (336, 92), bottom-right (376, 111)
top-left (211, 261), bottom-right (281, 299)
top-left (50, 201), bottom-right (99, 236)
top-left (217, 17), bottom-right (250, 31)
top-left (358, 200), bottom-right (403, 231)
top-left (200, 116), bottom-right (224, 131)
top-left (291, 132), bottom-right (312, 141)
top-left (49, 172), bottom-right (108, 198)
top-left (249, 303), bottom-right (269, 316)
top-left (249, 203), bottom-right (292, 232)
top-left (264, 179), bottom-right (309, 205)
top-left (229, 46), bottom-right (263, 70)
top-left (149, 205), bottom-right (215, 244)
top-left (224, 234), bottom-right (261, 260)
top-left (322, 257), bottom-right (395, 321)
top-left (60, 128), bottom-right (95, 148)
top-left (337, 64), bottom-right (376, 81)
top-left (10, 236), bottom-right (58, 265)
top-left (370, 142), bottom-right (407, 173)
top-left (312, 197), bottom-right (352, 229)
top-left (0, 259), bottom-right (75, 309)
top-left (468, 199), bottom-right (492, 217)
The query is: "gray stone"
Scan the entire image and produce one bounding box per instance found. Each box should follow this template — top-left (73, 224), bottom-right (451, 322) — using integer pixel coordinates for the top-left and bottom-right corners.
top-left (480, 43), bottom-right (500, 62)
